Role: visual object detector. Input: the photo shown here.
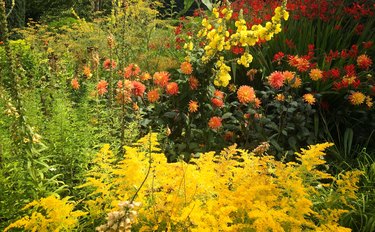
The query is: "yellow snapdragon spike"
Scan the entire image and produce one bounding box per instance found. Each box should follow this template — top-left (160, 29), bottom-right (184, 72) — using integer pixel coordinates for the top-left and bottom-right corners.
top-left (190, 0), bottom-right (289, 87)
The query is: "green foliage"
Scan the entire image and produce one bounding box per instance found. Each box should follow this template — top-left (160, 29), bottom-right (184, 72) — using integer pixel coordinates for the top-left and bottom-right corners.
top-left (340, 150), bottom-right (375, 231)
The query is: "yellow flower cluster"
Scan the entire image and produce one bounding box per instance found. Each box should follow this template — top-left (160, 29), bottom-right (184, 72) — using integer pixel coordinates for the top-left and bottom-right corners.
top-left (4, 195), bottom-right (86, 232)
top-left (214, 57), bottom-right (232, 87)
top-left (77, 135), bottom-right (359, 231)
top-left (196, 1), bottom-right (288, 87)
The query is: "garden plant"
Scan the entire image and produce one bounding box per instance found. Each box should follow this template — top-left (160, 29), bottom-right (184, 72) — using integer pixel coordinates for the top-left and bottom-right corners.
top-left (0, 0), bottom-right (374, 231)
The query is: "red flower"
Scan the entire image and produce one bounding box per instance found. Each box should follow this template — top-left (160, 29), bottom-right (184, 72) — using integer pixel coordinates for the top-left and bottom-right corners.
top-left (175, 24), bottom-right (183, 35)
top-left (132, 81), bottom-right (146, 97)
top-left (268, 71), bottom-right (285, 89)
top-left (344, 64), bottom-right (356, 76)
top-left (273, 52), bottom-right (285, 62)
top-left (189, 76), bottom-right (199, 90)
top-left (232, 46), bottom-right (245, 55)
top-left (147, 89), bottom-right (160, 102)
top-left (355, 24), bottom-right (364, 35)
top-left (124, 63), bottom-right (141, 79)
top-left (330, 68), bottom-right (340, 79)
top-left (357, 54), bottom-right (372, 70)
top-left (208, 116), bottom-right (222, 130)
top-left (349, 45), bottom-right (358, 58)
top-left (166, 82), bottom-right (179, 95)
top-left (153, 71), bottom-right (170, 87)
top-left (103, 59), bottom-right (117, 70)
top-left (211, 98), bottom-right (224, 108)
top-left (363, 41), bottom-right (373, 49)
top-left (180, 62), bottom-right (193, 75)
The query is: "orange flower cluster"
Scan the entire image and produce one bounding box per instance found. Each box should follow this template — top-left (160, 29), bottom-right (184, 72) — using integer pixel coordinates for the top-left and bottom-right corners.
top-left (71, 78), bottom-right (80, 90)
top-left (348, 91), bottom-right (365, 105)
top-left (83, 66), bottom-right (92, 78)
top-left (97, 80), bottom-right (108, 95)
top-left (189, 76), bottom-right (199, 90)
top-left (303, 93), bottom-right (316, 105)
top-left (103, 59), bottom-right (117, 70)
top-left (153, 71), bottom-right (170, 87)
top-left (309, 68), bottom-right (323, 81)
top-left (212, 90), bottom-right (225, 108)
top-left (124, 63), bottom-right (141, 79)
top-left (288, 55), bottom-right (310, 72)
top-left (284, 71), bottom-right (301, 88)
top-left (166, 82), bottom-right (179, 95)
top-left (189, 100), bottom-right (199, 113)
top-left (147, 89), bottom-right (160, 103)
top-left (357, 54), bottom-right (372, 70)
top-left (132, 81), bottom-right (146, 97)
top-left (237, 85), bottom-right (256, 104)
top-left (208, 116), bottom-right (222, 130)
top-left (268, 71), bottom-right (285, 89)
top-left (180, 61), bottom-right (193, 75)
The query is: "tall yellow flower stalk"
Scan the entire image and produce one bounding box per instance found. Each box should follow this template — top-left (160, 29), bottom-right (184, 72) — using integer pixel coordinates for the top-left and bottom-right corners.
top-left (193, 0), bottom-right (289, 87)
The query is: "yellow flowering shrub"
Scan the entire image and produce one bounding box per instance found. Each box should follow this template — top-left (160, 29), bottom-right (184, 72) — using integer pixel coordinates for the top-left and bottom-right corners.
top-left (79, 134), bottom-right (361, 231)
top-left (191, 0), bottom-right (289, 87)
top-left (4, 195), bottom-right (86, 232)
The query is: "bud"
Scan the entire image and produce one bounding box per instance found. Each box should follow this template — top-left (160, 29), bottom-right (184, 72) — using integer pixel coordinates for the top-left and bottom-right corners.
top-left (107, 34), bottom-right (115, 48)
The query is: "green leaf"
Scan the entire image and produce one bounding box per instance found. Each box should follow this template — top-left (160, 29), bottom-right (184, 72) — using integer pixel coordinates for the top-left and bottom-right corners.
top-left (202, 0), bottom-right (213, 10)
top-left (288, 137), bottom-right (297, 150)
top-left (343, 128), bottom-right (353, 158)
top-left (222, 112), bottom-right (232, 119)
top-left (179, 0), bottom-right (194, 16)
top-left (270, 139), bottom-right (282, 151)
top-left (164, 112), bottom-right (178, 118)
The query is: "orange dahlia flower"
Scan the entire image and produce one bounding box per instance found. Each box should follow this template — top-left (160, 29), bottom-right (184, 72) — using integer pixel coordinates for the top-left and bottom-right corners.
top-left (132, 81), bottom-right (146, 97)
top-left (309, 68), bottom-right (323, 81)
top-left (303, 93), bottom-right (316, 105)
top-left (348, 91), bottom-right (365, 105)
top-left (188, 76), bottom-right (199, 90)
top-left (208, 116), bottom-right (222, 130)
top-left (180, 61), bottom-right (193, 75)
top-left (357, 54), bottom-right (372, 70)
top-left (147, 89), bottom-right (160, 103)
top-left (166, 82), bottom-right (179, 95)
top-left (188, 100), bottom-right (199, 113)
top-left (268, 71), bottom-right (285, 89)
top-left (237, 85), bottom-right (256, 104)
top-left (153, 71), bottom-right (170, 87)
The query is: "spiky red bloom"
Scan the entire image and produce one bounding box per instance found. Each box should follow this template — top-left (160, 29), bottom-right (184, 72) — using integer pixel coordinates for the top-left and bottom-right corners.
top-left (180, 61), bottom-right (193, 75)
top-left (153, 71), bottom-right (170, 87)
top-left (132, 81), bottom-right (146, 97)
top-left (189, 76), bottom-right (199, 90)
top-left (268, 71), bottom-right (285, 89)
top-left (208, 116), bottom-right (222, 130)
top-left (211, 98), bottom-right (224, 108)
top-left (166, 82), bottom-right (179, 95)
top-left (357, 54), bottom-right (372, 70)
top-left (103, 59), bottom-right (117, 70)
top-left (188, 100), bottom-right (199, 113)
top-left (147, 89), bottom-right (160, 103)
